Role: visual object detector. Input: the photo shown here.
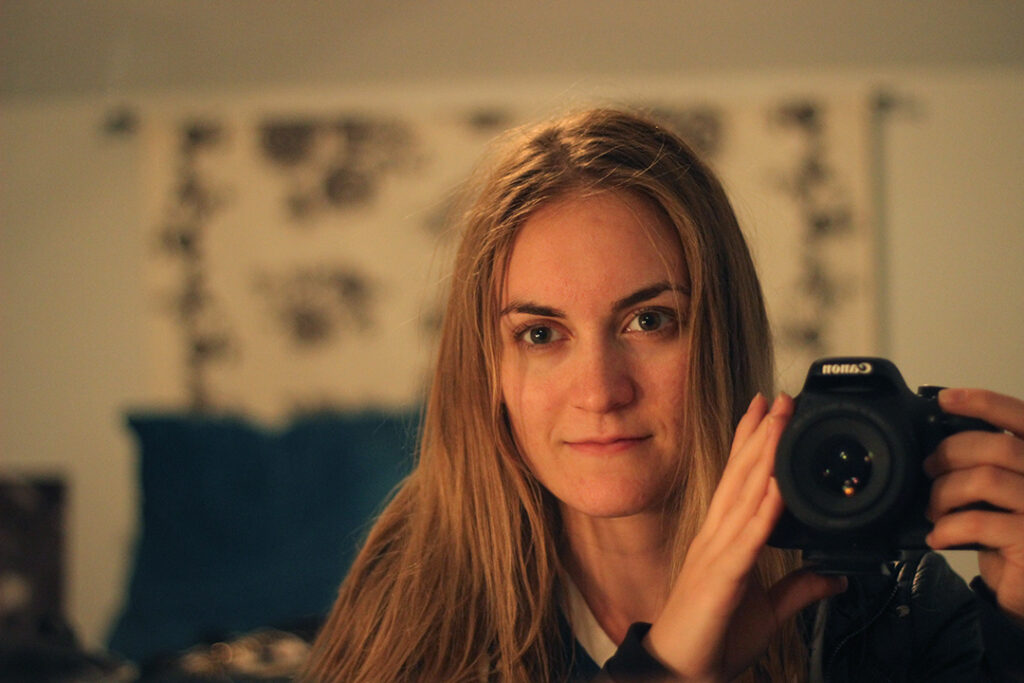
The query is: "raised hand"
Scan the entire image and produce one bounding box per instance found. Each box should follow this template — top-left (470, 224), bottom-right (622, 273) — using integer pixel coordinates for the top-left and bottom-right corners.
top-left (643, 393), bottom-right (846, 681)
top-left (925, 388), bottom-right (1024, 627)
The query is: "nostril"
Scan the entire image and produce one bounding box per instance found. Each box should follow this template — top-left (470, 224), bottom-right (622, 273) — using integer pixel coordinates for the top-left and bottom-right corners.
top-left (572, 355), bottom-right (637, 413)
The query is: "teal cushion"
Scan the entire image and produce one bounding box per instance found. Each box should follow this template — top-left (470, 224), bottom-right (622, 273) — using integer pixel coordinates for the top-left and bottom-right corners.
top-left (107, 410), bottom-right (418, 664)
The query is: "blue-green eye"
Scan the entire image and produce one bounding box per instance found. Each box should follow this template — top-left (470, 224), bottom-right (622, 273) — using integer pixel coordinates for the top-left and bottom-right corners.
top-left (625, 309), bottom-right (672, 333)
top-left (519, 325), bottom-right (563, 345)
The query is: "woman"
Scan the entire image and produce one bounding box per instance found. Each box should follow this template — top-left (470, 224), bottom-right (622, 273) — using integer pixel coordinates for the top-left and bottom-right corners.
top-left (305, 108), bottom-right (1024, 681)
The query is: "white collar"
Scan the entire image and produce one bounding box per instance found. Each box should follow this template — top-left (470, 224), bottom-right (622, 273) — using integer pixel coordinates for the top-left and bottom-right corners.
top-left (564, 576), bottom-right (619, 667)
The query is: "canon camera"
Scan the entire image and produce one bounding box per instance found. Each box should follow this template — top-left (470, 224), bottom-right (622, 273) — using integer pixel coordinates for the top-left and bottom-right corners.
top-left (768, 357), bottom-right (998, 572)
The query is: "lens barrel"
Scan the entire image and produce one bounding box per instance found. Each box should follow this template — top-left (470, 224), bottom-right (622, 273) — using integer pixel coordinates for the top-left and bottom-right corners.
top-left (776, 403), bottom-right (912, 533)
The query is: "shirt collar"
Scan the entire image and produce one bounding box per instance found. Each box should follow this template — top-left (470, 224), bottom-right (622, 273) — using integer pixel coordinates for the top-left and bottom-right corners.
top-left (563, 574), bottom-right (619, 667)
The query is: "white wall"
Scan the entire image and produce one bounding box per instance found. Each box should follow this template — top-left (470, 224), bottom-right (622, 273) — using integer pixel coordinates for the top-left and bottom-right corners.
top-left (1, 99), bottom-right (147, 649)
top-left (4, 1), bottom-right (1024, 96)
top-left (2, 1), bottom-right (1022, 653)
top-left (885, 72), bottom-right (1024, 395)
top-left (882, 71), bottom-right (1024, 582)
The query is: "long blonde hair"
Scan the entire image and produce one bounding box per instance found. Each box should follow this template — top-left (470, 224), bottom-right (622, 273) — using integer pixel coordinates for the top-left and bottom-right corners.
top-left (304, 108), bottom-right (803, 681)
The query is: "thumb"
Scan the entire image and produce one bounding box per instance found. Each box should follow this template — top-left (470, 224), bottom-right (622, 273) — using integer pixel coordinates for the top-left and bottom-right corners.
top-left (769, 569), bottom-right (848, 623)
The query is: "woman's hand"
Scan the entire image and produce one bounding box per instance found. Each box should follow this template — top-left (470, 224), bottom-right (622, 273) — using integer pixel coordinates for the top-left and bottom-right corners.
top-left (925, 388), bottom-right (1024, 627)
top-left (642, 393), bottom-right (846, 681)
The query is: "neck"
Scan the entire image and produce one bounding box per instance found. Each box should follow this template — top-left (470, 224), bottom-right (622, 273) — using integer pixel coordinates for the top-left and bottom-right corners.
top-left (561, 507), bottom-right (674, 645)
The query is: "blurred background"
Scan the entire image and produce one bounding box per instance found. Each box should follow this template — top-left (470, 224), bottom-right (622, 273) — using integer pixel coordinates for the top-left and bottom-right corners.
top-left (2, 0), bottom-right (1023, 676)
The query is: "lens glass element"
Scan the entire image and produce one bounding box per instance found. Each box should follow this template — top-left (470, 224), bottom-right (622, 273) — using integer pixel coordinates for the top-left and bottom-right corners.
top-left (814, 436), bottom-right (873, 498)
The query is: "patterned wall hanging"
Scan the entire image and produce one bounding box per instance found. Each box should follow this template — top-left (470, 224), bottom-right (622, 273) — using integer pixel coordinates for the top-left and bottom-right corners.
top-left (141, 92), bottom-right (877, 420)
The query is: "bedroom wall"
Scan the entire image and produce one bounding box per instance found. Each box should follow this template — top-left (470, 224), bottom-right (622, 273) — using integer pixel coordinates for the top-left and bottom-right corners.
top-left (2, 1), bottom-right (1023, 650)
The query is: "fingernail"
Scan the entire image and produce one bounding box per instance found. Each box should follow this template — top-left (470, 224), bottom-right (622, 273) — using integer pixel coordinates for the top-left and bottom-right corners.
top-left (748, 392), bottom-right (763, 411)
top-left (940, 388), bottom-right (966, 405)
top-left (770, 392), bottom-right (789, 415)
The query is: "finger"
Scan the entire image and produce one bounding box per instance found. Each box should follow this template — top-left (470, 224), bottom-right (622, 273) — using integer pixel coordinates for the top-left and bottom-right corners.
top-left (727, 393), bottom-right (791, 473)
top-left (926, 509), bottom-right (1024, 551)
top-left (924, 430), bottom-right (1024, 477)
top-left (939, 388), bottom-right (1024, 438)
top-left (706, 396), bottom-right (778, 529)
top-left (733, 477), bottom-right (786, 559)
top-left (768, 568), bottom-right (848, 626)
top-left (729, 393), bottom-right (769, 460)
top-left (927, 466), bottom-right (1024, 520)
top-left (700, 508), bottom-right (778, 594)
top-left (706, 395), bottom-right (791, 531)
top-left (714, 477), bottom-right (790, 583)
top-left (728, 418), bottom-right (791, 540)
top-left (701, 470), bottom-right (785, 588)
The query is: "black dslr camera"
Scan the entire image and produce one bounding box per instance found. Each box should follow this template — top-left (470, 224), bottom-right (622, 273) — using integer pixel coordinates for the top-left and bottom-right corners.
top-left (768, 357), bottom-right (997, 573)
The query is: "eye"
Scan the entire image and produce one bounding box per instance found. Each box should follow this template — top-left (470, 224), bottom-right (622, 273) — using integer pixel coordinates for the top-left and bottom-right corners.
top-left (517, 324), bottom-right (564, 345)
top-left (625, 309), bottom-right (673, 333)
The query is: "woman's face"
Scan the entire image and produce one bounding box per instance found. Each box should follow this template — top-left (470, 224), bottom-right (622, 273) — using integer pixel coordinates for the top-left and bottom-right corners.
top-left (499, 190), bottom-right (692, 521)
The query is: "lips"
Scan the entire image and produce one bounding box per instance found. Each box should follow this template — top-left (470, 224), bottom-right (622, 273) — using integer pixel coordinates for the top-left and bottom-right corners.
top-left (564, 435), bottom-right (652, 454)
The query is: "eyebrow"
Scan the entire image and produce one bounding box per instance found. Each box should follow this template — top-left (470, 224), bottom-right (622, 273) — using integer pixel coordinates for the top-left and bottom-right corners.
top-left (500, 281), bottom-right (689, 318)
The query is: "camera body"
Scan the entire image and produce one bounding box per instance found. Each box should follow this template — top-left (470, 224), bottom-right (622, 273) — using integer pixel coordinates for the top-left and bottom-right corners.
top-left (768, 357), bottom-right (995, 572)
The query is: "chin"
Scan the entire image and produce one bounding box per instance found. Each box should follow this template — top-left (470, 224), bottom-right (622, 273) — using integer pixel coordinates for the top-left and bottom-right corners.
top-left (557, 482), bottom-right (667, 520)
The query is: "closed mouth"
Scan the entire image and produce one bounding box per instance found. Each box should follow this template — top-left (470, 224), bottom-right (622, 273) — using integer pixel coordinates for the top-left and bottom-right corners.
top-left (565, 435), bottom-right (651, 453)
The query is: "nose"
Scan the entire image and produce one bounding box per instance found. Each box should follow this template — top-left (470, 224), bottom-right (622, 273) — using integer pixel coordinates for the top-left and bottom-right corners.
top-left (570, 338), bottom-right (637, 413)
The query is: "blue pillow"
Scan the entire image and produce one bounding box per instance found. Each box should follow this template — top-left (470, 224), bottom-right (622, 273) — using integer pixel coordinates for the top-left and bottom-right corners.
top-left (107, 410), bottom-right (418, 664)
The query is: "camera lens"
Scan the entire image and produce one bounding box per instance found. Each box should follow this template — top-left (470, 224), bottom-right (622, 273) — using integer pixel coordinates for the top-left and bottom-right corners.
top-left (775, 410), bottom-right (905, 532)
top-left (815, 436), bottom-right (873, 498)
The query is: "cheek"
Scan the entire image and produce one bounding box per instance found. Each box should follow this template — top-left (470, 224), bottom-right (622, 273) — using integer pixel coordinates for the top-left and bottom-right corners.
top-left (663, 369), bottom-right (689, 406)
top-left (645, 348), bottom-right (690, 433)
top-left (500, 356), bottom-right (558, 447)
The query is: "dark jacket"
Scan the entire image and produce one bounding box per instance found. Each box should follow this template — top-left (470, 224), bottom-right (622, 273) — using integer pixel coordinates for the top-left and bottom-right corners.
top-left (570, 552), bottom-right (1024, 682)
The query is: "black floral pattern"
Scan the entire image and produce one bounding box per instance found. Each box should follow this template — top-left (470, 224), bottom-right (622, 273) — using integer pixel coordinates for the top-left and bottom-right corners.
top-left (773, 100), bottom-right (857, 358)
top-left (156, 121), bottom-right (235, 412)
top-left (255, 267), bottom-right (375, 347)
top-left (149, 100), bottom-right (872, 414)
top-left (259, 115), bottom-right (420, 219)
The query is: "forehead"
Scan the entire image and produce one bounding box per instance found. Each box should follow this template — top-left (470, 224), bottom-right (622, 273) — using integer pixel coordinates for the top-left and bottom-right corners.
top-left (501, 190), bottom-right (688, 303)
